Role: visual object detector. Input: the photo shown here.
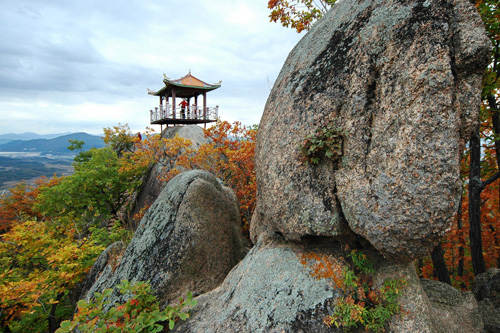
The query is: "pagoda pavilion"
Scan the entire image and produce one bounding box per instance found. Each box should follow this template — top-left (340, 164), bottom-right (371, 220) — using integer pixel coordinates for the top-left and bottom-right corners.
top-left (147, 72), bottom-right (221, 130)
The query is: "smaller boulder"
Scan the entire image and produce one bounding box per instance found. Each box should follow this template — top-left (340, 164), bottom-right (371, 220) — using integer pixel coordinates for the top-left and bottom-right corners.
top-left (472, 268), bottom-right (500, 333)
top-left (85, 170), bottom-right (247, 306)
top-left (421, 279), bottom-right (483, 333)
top-left (173, 239), bottom-right (460, 333)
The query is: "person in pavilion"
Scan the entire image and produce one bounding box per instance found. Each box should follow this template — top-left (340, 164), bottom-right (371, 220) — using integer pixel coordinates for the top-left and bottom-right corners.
top-left (179, 99), bottom-right (188, 119)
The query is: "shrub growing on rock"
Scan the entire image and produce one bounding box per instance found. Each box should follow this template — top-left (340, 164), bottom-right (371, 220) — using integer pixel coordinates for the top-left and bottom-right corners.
top-left (57, 280), bottom-right (196, 333)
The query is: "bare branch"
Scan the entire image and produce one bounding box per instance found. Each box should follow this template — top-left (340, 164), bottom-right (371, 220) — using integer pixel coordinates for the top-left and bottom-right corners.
top-left (481, 171), bottom-right (500, 191)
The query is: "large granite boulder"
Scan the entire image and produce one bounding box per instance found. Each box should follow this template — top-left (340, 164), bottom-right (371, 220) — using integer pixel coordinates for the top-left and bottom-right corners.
top-left (472, 268), bottom-right (500, 332)
top-left (127, 125), bottom-right (210, 227)
top-left (251, 0), bottom-right (490, 261)
top-left (85, 170), bottom-right (247, 305)
top-left (421, 279), bottom-right (483, 333)
top-left (173, 238), bottom-right (470, 333)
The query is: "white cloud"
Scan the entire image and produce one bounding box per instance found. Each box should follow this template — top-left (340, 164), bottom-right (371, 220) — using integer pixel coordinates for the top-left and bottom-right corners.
top-left (0, 0), bottom-right (302, 135)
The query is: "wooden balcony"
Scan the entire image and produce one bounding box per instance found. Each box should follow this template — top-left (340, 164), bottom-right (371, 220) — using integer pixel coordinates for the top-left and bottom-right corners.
top-left (149, 104), bottom-right (219, 125)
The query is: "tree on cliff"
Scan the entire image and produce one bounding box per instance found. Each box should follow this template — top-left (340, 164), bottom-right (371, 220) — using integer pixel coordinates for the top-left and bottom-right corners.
top-left (268, 0), bottom-right (336, 32)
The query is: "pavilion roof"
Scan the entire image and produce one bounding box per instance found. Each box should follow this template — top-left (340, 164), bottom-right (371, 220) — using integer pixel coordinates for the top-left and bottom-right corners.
top-left (148, 72), bottom-right (221, 98)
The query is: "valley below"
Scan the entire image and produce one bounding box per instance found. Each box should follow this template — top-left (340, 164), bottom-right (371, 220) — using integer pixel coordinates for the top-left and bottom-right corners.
top-left (0, 153), bottom-right (73, 193)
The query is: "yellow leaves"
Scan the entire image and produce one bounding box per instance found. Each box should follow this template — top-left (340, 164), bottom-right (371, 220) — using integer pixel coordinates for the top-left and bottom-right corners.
top-left (0, 219), bottom-right (104, 325)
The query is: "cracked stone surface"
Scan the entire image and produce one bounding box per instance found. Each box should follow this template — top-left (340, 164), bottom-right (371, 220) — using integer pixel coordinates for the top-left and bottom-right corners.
top-left (250, 0), bottom-right (490, 261)
top-left (85, 170), bottom-right (247, 306)
top-left (173, 239), bottom-right (342, 333)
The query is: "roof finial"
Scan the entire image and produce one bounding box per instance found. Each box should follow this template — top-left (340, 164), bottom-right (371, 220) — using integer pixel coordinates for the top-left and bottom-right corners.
top-left (188, 69), bottom-right (191, 75)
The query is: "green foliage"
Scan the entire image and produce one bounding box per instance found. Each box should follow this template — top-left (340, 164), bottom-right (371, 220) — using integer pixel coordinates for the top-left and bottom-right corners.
top-left (103, 124), bottom-right (136, 157)
top-left (36, 147), bottom-right (133, 228)
top-left (67, 139), bottom-right (84, 152)
top-left (301, 125), bottom-right (343, 165)
top-left (57, 280), bottom-right (196, 333)
top-left (88, 224), bottom-right (132, 248)
top-left (349, 250), bottom-right (375, 274)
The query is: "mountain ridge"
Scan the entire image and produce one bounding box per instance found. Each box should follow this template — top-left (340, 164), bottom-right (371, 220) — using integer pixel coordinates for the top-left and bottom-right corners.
top-left (0, 132), bottom-right (105, 155)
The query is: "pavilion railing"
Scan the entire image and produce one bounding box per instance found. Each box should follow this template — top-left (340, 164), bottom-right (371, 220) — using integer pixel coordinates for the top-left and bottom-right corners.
top-left (149, 104), bottom-right (219, 123)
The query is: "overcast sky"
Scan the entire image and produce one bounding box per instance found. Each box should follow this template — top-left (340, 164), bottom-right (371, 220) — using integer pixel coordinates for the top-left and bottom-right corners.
top-left (0, 0), bottom-right (303, 135)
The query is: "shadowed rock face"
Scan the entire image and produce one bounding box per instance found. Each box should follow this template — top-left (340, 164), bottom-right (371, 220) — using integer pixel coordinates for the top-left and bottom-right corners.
top-left (251, 0), bottom-right (490, 261)
top-left (421, 279), bottom-right (483, 333)
top-left (472, 269), bottom-right (500, 332)
top-left (86, 170), bottom-right (247, 306)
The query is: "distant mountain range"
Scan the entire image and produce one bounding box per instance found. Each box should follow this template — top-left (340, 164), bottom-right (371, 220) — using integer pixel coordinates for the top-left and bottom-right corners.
top-left (0, 132), bottom-right (105, 155)
top-left (0, 132), bottom-right (71, 145)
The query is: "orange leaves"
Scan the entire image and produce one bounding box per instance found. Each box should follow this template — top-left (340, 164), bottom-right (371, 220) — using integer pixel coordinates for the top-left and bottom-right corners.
top-left (162, 121), bottom-right (256, 233)
top-left (299, 252), bottom-right (345, 289)
top-left (119, 121), bottom-right (257, 234)
top-left (201, 122), bottom-right (257, 232)
top-left (119, 129), bottom-right (193, 188)
top-left (0, 177), bottom-right (61, 233)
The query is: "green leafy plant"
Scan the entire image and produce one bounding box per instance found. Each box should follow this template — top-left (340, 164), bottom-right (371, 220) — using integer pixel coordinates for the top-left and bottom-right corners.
top-left (56, 280), bottom-right (196, 333)
top-left (300, 250), bottom-right (406, 332)
top-left (301, 126), bottom-right (343, 165)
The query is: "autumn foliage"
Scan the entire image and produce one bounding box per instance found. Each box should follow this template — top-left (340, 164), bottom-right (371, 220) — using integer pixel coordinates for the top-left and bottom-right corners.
top-left (268, 0), bottom-right (336, 32)
top-left (175, 121), bottom-right (257, 232)
top-left (0, 220), bottom-right (104, 331)
top-left (115, 121), bottom-right (257, 233)
top-left (0, 177), bottom-right (60, 233)
top-left (300, 250), bottom-right (406, 332)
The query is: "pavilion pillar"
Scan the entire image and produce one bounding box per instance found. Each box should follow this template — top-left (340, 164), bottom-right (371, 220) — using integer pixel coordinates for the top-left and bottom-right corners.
top-left (172, 88), bottom-right (176, 120)
top-left (159, 96), bottom-right (163, 118)
top-left (187, 97), bottom-right (191, 119)
top-left (203, 92), bottom-right (207, 120)
top-left (194, 95), bottom-right (198, 119)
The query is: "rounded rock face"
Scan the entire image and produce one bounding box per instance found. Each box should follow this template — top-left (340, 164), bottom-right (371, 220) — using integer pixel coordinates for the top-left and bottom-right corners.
top-left (86, 170), bottom-right (247, 305)
top-left (251, 0), bottom-right (490, 261)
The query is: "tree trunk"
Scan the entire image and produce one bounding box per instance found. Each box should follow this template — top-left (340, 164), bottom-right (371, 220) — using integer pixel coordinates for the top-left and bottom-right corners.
top-left (469, 127), bottom-right (486, 275)
top-left (48, 301), bottom-right (58, 333)
top-left (431, 243), bottom-right (451, 284)
top-left (457, 196), bottom-right (465, 281)
top-left (47, 293), bottom-right (63, 333)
